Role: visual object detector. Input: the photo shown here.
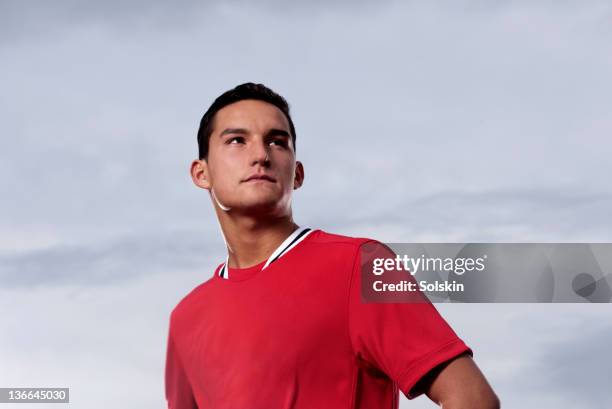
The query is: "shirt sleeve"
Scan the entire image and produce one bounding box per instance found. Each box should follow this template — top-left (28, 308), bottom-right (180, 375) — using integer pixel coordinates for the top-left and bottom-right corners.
top-left (347, 240), bottom-right (473, 399)
top-left (165, 324), bottom-right (199, 409)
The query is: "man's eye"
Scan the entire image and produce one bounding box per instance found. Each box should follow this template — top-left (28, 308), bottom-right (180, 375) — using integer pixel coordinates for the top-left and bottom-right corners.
top-left (228, 137), bottom-right (245, 144)
top-left (270, 139), bottom-right (288, 147)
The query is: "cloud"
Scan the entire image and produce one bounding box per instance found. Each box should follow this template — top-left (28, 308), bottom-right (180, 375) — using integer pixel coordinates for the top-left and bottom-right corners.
top-left (493, 305), bottom-right (612, 409)
top-left (535, 325), bottom-right (612, 407)
top-left (314, 187), bottom-right (612, 242)
top-left (2, 0), bottom-right (611, 248)
top-left (0, 0), bottom-right (390, 44)
top-left (0, 229), bottom-right (224, 288)
top-left (0, 271), bottom-right (205, 409)
top-left (2, 1), bottom-right (612, 408)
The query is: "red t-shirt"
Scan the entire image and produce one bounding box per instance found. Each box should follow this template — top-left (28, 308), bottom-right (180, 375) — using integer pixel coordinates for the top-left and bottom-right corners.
top-left (165, 229), bottom-right (471, 409)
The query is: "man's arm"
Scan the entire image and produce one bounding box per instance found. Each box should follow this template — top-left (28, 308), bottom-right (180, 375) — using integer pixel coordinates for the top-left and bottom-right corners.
top-left (413, 354), bottom-right (500, 409)
top-left (165, 327), bottom-right (199, 409)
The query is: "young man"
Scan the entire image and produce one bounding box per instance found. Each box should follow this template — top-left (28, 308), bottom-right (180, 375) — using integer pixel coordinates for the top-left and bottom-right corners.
top-left (165, 83), bottom-right (499, 409)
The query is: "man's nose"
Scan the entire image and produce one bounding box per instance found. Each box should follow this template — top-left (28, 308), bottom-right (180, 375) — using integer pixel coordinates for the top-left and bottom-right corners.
top-left (250, 140), bottom-right (270, 166)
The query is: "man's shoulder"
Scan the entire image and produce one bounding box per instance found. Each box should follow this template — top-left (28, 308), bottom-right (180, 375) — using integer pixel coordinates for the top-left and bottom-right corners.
top-left (306, 230), bottom-right (390, 272)
top-left (169, 270), bottom-right (220, 328)
top-left (309, 229), bottom-right (375, 248)
top-left (295, 229), bottom-right (387, 268)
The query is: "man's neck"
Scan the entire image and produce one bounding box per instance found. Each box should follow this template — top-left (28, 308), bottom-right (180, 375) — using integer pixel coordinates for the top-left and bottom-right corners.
top-left (216, 211), bottom-right (300, 269)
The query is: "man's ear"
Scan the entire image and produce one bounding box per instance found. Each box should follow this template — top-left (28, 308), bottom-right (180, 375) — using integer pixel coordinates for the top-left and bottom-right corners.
top-left (293, 161), bottom-right (304, 190)
top-left (190, 159), bottom-right (212, 190)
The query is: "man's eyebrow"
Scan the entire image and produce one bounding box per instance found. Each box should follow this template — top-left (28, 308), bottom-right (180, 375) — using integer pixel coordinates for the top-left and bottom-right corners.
top-left (219, 128), bottom-right (248, 137)
top-left (265, 128), bottom-right (291, 138)
top-left (219, 128), bottom-right (291, 138)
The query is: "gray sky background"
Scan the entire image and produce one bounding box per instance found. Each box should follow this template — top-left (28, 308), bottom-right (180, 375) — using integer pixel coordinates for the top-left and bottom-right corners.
top-left (1, 1), bottom-right (611, 408)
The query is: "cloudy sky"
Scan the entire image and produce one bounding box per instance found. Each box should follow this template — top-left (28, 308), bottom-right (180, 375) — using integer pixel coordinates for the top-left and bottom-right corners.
top-left (1, 1), bottom-right (611, 408)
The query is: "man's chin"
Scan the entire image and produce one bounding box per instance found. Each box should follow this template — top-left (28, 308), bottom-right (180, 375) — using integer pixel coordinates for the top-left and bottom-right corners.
top-left (232, 196), bottom-right (289, 217)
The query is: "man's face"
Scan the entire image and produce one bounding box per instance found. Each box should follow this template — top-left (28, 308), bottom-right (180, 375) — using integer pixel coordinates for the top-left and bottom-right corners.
top-left (197, 99), bottom-right (303, 216)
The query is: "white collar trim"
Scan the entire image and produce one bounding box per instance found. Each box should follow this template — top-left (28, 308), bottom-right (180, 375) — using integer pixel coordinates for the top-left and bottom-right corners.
top-left (219, 227), bottom-right (314, 279)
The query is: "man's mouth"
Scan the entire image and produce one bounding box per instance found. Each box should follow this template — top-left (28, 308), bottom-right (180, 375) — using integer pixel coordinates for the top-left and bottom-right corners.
top-left (243, 174), bottom-right (277, 183)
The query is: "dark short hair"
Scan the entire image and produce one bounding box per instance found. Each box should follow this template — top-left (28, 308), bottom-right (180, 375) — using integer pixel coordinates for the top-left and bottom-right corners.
top-left (197, 83), bottom-right (297, 160)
